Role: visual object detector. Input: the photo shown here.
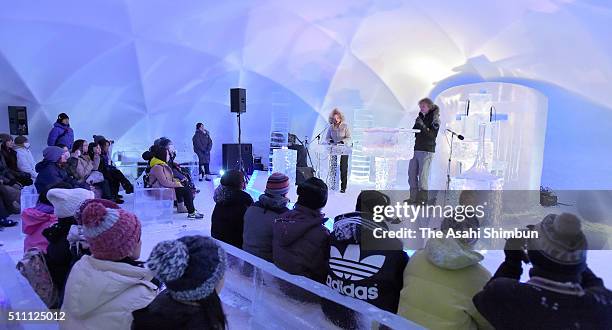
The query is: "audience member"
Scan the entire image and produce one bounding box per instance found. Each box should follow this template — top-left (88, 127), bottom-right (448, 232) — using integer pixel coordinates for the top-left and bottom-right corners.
top-left (21, 186), bottom-right (57, 253)
top-left (84, 142), bottom-right (112, 200)
top-left (147, 145), bottom-right (203, 219)
top-left (473, 213), bottom-right (612, 329)
top-left (97, 137), bottom-right (133, 202)
top-left (61, 201), bottom-right (157, 329)
top-left (133, 236), bottom-right (227, 330)
top-left (34, 146), bottom-right (87, 192)
top-left (272, 177), bottom-right (330, 283)
top-left (47, 113), bottom-right (74, 149)
top-left (323, 190), bottom-right (409, 328)
top-left (243, 172), bottom-right (290, 262)
top-left (1, 133), bottom-right (32, 186)
top-left (43, 187), bottom-right (94, 307)
top-left (13, 135), bottom-right (37, 180)
top-left (66, 139), bottom-right (90, 182)
top-left (211, 169), bottom-right (253, 248)
top-left (398, 192), bottom-right (492, 330)
top-left (192, 123), bottom-right (213, 181)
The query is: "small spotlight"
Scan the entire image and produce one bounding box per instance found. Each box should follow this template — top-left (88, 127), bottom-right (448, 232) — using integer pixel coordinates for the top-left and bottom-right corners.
top-left (219, 169), bottom-right (225, 176)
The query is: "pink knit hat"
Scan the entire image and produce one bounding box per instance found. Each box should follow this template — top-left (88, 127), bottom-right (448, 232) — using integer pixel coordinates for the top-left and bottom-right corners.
top-left (80, 201), bottom-right (141, 261)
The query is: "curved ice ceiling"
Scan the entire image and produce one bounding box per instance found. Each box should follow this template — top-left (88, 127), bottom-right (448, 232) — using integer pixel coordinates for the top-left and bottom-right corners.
top-left (0, 0), bottom-right (611, 188)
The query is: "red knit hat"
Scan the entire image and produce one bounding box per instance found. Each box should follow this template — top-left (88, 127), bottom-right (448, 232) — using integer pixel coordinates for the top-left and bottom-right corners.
top-left (81, 202), bottom-right (141, 261)
top-left (265, 172), bottom-right (290, 196)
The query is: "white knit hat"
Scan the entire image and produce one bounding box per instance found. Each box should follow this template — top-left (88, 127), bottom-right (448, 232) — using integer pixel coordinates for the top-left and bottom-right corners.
top-left (47, 188), bottom-right (95, 219)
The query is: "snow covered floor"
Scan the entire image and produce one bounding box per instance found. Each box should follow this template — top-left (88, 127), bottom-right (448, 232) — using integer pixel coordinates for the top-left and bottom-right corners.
top-left (0, 175), bottom-right (610, 329)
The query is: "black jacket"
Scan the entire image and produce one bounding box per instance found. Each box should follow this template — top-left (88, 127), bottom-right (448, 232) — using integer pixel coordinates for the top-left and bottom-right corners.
top-left (473, 259), bottom-right (612, 330)
top-left (211, 186), bottom-right (253, 248)
top-left (132, 291), bottom-right (223, 330)
top-left (413, 105), bottom-right (440, 152)
top-left (322, 212), bottom-right (408, 328)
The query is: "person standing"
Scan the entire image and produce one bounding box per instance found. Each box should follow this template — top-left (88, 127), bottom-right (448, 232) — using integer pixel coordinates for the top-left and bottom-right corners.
top-left (47, 113), bottom-right (74, 149)
top-left (192, 123), bottom-right (213, 182)
top-left (408, 98), bottom-right (440, 203)
top-left (326, 108), bottom-right (351, 193)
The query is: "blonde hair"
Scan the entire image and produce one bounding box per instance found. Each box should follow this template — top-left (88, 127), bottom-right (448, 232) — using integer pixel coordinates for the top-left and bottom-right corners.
top-left (418, 98), bottom-right (434, 108)
top-left (328, 108), bottom-right (345, 125)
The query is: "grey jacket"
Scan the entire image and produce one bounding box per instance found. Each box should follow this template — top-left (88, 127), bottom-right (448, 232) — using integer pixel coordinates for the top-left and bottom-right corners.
top-left (192, 129), bottom-right (212, 163)
top-left (326, 122), bottom-right (351, 145)
top-left (243, 194), bottom-right (289, 262)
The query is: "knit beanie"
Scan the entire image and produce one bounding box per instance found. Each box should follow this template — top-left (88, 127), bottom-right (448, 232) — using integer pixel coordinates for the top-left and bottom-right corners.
top-left (43, 146), bottom-right (65, 162)
top-left (14, 135), bottom-right (27, 145)
top-left (356, 190), bottom-right (390, 214)
top-left (47, 188), bottom-right (95, 219)
top-left (75, 198), bottom-right (120, 225)
top-left (58, 113), bottom-right (69, 121)
top-left (528, 213), bottom-right (588, 275)
top-left (296, 177), bottom-right (328, 210)
top-left (221, 169), bottom-right (244, 189)
top-left (265, 173), bottom-right (290, 196)
top-left (147, 236), bottom-right (226, 301)
top-left (81, 202), bottom-right (141, 261)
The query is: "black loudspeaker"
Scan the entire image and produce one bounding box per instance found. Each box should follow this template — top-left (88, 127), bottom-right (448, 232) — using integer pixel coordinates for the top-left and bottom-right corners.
top-left (8, 106), bottom-right (28, 135)
top-left (230, 88), bottom-right (246, 113)
top-left (222, 143), bottom-right (254, 175)
top-left (296, 167), bottom-right (315, 185)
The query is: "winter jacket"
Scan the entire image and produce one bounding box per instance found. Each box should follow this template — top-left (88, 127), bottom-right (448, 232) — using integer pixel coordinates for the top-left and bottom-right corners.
top-left (413, 105), bottom-right (440, 152)
top-left (324, 212), bottom-right (408, 316)
top-left (15, 146), bottom-right (37, 179)
top-left (473, 259), bottom-right (612, 330)
top-left (67, 155), bottom-right (97, 182)
top-left (22, 203), bottom-right (57, 253)
top-left (326, 122), bottom-right (352, 145)
top-left (43, 216), bottom-right (78, 307)
top-left (211, 185), bottom-right (254, 248)
top-left (1, 147), bottom-right (18, 172)
top-left (192, 130), bottom-right (212, 164)
top-left (272, 204), bottom-right (330, 283)
top-left (242, 193), bottom-right (289, 262)
top-left (34, 160), bottom-right (85, 192)
top-left (398, 237), bottom-right (492, 330)
top-left (0, 152), bottom-right (16, 184)
top-left (147, 157), bottom-right (181, 199)
top-left (132, 290), bottom-right (224, 330)
top-left (47, 122), bottom-right (74, 149)
top-left (61, 255), bottom-right (157, 330)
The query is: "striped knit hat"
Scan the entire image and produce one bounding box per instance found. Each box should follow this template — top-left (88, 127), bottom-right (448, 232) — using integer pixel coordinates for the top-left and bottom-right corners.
top-left (265, 172), bottom-right (290, 196)
top-left (147, 236), bottom-right (226, 301)
top-left (80, 201), bottom-right (141, 261)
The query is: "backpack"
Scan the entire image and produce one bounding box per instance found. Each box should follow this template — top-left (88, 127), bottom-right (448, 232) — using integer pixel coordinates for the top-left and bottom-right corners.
top-left (16, 248), bottom-right (59, 308)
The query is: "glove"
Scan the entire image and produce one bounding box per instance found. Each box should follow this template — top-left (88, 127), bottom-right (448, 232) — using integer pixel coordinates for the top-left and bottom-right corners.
top-left (503, 236), bottom-right (530, 264)
top-left (329, 139), bottom-right (334, 144)
top-left (415, 117), bottom-right (426, 129)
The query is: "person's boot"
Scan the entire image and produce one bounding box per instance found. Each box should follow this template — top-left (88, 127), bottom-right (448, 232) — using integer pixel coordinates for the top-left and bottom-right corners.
top-left (0, 218), bottom-right (18, 227)
top-left (187, 210), bottom-right (204, 219)
top-left (205, 174), bottom-right (211, 182)
top-left (176, 202), bottom-right (188, 213)
top-left (123, 181), bottom-right (134, 194)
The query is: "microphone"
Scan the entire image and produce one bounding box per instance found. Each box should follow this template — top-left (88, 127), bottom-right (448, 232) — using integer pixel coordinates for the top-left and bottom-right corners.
top-left (446, 129), bottom-right (465, 140)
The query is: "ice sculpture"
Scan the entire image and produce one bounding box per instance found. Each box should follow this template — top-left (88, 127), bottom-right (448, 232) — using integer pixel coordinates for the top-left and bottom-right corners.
top-left (361, 128), bottom-right (419, 189)
top-left (350, 106), bottom-right (374, 184)
top-left (433, 83), bottom-right (548, 190)
top-left (272, 148), bottom-right (297, 185)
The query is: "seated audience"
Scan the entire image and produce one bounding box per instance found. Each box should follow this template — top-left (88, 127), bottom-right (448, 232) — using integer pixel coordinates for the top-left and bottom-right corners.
top-left (21, 186), bottom-right (57, 253)
top-left (13, 135), bottom-right (37, 180)
top-left (61, 201), bottom-right (157, 329)
top-left (35, 146), bottom-right (87, 192)
top-left (272, 177), bottom-right (330, 283)
top-left (1, 133), bottom-right (32, 186)
top-left (147, 145), bottom-right (203, 219)
top-left (0, 190), bottom-right (15, 227)
top-left (473, 213), bottom-right (612, 329)
top-left (96, 137), bottom-right (133, 203)
top-left (66, 139), bottom-right (91, 182)
top-left (323, 190), bottom-right (409, 328)
top-left (398, 192), bottom-right (492, 330)
top-left (133, 236), bottom-right (227, 330)
top-left (211, 169), bottom-right (253, 248)
top-left (43, 187), bottom-right (94, 307)
top-left (156, 137), bottom-right (199, 195)
top-left (47, 113), bottom-right (74, 149)
top-left (84, 142), bottom-right (113, 200)
top-left (243, 173), bottom-right (290, 262)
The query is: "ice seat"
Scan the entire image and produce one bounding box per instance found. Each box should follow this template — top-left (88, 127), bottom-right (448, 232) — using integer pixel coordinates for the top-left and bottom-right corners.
top-left (178, 230), bottom-right (423, 329)
top-left (0, 249), bottom-right (58, 330)
top-left (20, 186), bottom-right (38, 213)
top-left (131, 188), bottom-right (175, 224)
